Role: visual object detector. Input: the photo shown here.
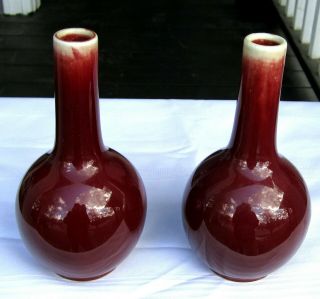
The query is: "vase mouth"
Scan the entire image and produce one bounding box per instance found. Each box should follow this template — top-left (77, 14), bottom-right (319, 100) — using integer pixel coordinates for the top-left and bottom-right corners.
top-left (53, 28), bottom-right (98, 56)
top-left (243, 33), bottom-right (287, 61)
top-left (54, 28), bottom-right (96, 43)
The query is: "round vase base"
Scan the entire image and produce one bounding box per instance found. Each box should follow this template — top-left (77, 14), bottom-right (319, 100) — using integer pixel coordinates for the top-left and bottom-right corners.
top-left (213, 270), bottom-right (265, 282)
top-left (58, 269), bottom-right (115, 281)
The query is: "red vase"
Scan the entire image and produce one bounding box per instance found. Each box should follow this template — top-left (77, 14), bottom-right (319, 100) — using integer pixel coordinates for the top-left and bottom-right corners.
top-left (183, 33), bottom-right (310, 282)
top-left (16, 28), bottom-right (147, 281)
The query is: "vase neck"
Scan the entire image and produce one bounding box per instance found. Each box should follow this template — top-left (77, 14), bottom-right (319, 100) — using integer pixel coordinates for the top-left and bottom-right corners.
top-left (52, 29), bottom-right (104, 160)
top-left (229, 33), bottom-right (287, 160)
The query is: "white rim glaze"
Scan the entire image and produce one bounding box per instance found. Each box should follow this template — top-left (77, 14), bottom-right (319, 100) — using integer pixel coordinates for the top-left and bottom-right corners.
top-left (53, 28), bottom-right (98, 57)
top-left (243, 33), bottom-right (287, 61)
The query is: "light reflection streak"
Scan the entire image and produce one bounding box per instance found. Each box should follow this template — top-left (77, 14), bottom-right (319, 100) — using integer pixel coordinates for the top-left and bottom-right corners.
top-left (214, 160), bottom-right (290, 225)
top-left (43, 187), bottom-right (114, 222)
top-left (63, 160), bottom-right (99, 181)
top-left (238, 160), bottom-right (273, 181)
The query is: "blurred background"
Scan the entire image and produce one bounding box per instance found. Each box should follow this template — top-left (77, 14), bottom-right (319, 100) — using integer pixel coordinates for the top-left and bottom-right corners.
top-left (0, 0), bottom-right (319, 100)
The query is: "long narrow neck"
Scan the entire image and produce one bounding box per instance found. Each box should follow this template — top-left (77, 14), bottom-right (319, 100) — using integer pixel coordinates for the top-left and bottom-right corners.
top-left (229, 34), bottom-right (287, 160)
top-left (52, 29), bottom-right (103, 159)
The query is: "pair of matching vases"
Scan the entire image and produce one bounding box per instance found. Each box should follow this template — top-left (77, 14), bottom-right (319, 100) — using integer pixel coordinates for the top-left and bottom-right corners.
top-left (16, 28), bottom-right (311, 282)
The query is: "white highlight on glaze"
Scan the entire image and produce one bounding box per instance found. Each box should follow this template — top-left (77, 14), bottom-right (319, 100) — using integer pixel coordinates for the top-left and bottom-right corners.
top-left (53, 28), bottom-right (98, 57)
top-left (63, 161), bottom-right (98, 182)
top-left (216, 185), bottom-right (289, 225)
top-left (243, 33), bottom-right (287, 61)
top-left (75, 187), bottom-right (114, 221)
top-left (238, 160), bottom-right (273, 181)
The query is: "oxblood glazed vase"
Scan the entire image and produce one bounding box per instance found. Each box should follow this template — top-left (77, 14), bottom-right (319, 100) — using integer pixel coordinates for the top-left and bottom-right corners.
top-left (16, 28), bottom-right (146, 281)
top-left (183, 33), bottom-right (310, 282)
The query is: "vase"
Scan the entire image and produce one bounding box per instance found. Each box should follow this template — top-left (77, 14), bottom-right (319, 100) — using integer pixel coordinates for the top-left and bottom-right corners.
top-left (182, 33), bottom-right (310, 282)
top-left (16, 28), bottom-right (147, 281)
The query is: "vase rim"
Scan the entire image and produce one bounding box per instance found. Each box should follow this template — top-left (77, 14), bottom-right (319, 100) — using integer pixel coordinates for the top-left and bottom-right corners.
top-left (243, 33), bottom-right (287, 61)
top-left (53, 28), bottom-right (98, 57)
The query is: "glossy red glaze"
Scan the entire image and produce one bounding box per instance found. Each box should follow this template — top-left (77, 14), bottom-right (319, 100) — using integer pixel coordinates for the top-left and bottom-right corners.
top-left (183, 36), bottom-right (310, 282)
top-left (16, 29), bottom-right (146, 281)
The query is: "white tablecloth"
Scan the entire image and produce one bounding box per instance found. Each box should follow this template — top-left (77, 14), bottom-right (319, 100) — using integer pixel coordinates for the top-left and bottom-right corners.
top-left (0, 98), bottom-right (319, 298)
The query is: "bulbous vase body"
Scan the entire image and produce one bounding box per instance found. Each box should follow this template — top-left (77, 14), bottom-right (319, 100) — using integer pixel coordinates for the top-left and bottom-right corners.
top-left (183, 33), bottom-right (310, 282)
top-left (16, 28), bottom-right (146, 281)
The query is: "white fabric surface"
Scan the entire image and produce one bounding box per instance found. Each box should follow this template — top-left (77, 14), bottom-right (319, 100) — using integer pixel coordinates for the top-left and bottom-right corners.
top-left (0, 98), bottom-right (319, 298)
